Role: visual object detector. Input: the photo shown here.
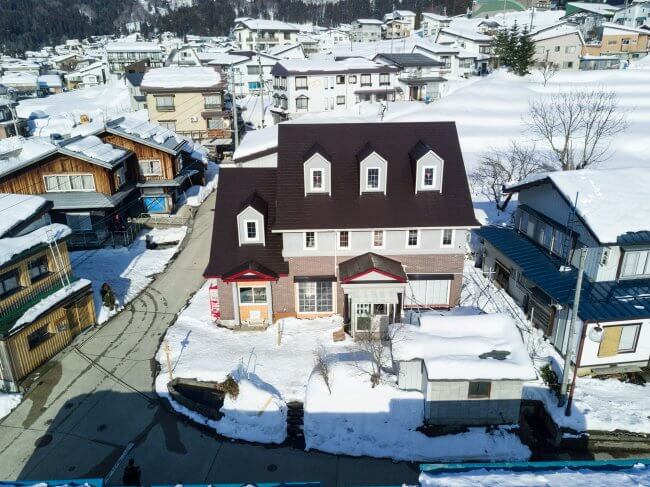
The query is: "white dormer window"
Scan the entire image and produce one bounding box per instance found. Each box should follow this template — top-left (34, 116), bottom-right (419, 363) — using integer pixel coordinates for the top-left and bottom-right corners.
top-left (372, 230), bottom-right (384, 249)
top-left (311, 169), bottom-right (324, 191)
top-left (423, 166), bottom-right (436, 187)
top-left (366, 168), bottom-right (380, 190)
top-left (245, 220), bottom-right (258, 242)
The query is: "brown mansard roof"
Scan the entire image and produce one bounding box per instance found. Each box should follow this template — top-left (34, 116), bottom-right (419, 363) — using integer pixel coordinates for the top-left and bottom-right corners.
top-left (274, 122), bottom-right (478, 231)
top-left (204, 167), bottom-right (288, 278)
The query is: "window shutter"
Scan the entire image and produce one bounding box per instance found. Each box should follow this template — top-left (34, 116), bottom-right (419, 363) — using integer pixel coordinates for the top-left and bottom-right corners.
top-left (598, 326), bottom-right (623, 358)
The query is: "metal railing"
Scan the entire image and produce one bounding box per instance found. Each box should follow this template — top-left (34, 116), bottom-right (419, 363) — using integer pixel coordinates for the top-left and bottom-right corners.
top-left (67, 222), bottom-right (143, 249)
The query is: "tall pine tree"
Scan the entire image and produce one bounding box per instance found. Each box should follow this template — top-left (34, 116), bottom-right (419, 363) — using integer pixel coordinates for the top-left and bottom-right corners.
top-left (513, 27), bottom-right (536, 76)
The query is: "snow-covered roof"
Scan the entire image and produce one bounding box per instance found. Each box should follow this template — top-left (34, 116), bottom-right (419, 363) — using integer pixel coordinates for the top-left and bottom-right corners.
top-left (394, 9), bottom-right (416, 16)
top-left (566, 1), bottom-right (619, 15)
top-left (107, 116), bottom-right (188, 154)
top-left (38, 74), bottom-right (63, 88)
top-left (235, 19), bottom-right (299, 31)
top-left (531, 23), bottom-right (585, 43)
top-left (393, 313), bottom-right (537, 381)
top-left (233, 124), bottom-right (279, 161)
top-left (0, 223), bottom-right (71, 267)
top-left (354, 18), bottom-right (384, 25)
top-left (602, 22), bottom-right (650, 35)
top-left (0, 136), bottom-right (58, 178)
top-left (141, 67), bottom-right (222, 90)
top-left (61, 135), bottom-right (128, 166)
top-left (206, 53), bottom-right (249, 66)
top-left (0, 194), bottom-right (50, 238)
top-left (422, 12), bottom-right (451, 21)
top-left (266, 43), bottom-right (302, 57)
top-left (273, 57), bottom-right (389, 74)
top-left (0, 72), bottom-right (38, 86)
top-left (439, 27), bottom-right (493, 42)
top-left (509, 168), bottom-right (650, 245)
top-left (10, 278), bottom-right (91, 333)
top-left (105, 41), bottom-right (162, 52)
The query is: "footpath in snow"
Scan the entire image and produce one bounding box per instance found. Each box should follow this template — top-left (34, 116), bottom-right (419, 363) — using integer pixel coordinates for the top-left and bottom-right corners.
top-left (157, 282), bottom-right (530, 461)
top-left (72, 226), bottom-right (187, 323)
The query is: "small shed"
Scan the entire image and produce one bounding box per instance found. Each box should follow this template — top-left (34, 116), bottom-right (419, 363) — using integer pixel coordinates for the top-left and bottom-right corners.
top-left (393, 313), bottom-right (536, 426)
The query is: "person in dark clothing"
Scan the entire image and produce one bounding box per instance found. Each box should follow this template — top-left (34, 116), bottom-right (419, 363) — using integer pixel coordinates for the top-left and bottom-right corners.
top-left (122, 458), bottom-right (141, 486)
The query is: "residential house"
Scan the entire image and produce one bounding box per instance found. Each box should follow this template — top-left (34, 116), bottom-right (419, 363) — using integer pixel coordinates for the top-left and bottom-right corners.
top-left (563, 2), bottom-right (619, 42)
top-left (232, 19), bottom-right (300, 51)
top-left (297, 34), bottom-right (321, 56)
top-left (421, 13), bottom-right (452, 38)
top-left (412, 43), bottom-right (478, 78)
top-left (64, 61), bottom-right (108, 90)
top-left (266, 43), bottom-right (306, 60)
top-left (394, 314), bottom-right (536, 425)
top-left (269, 58), bottom-right (400, 123)
top-left (384, 19), bottom-right (412, 39)
top-left (476, 168), bottom-right (650, 375)
top-left (125, 72), bottom-right (146, 111)
top-left (105, 42), bottom-right (165, 76)
top-left (530, 23), bottom-right (585, 69)
top-left (208, 51), bottom-right (279, 97)
top-left (435, 28), bottom-right (493, 74)
top-left (373, 53), bottom-right (447, 101)
top-left (37, 75), bottom-right (63, 95)
top-left (0, 194), bottom-right (95, 391)
top-left (350, 19), bottom-right (384, 43)
top-left (392, 10), bottom-right (417, 31)
top-left (204, 122), bottom-right (479, 332)
top-left (0, 96), bottom-right (23, 140)
top-left (103, 117), bottom-right (206, 214)
top-left (613, 0), bottom-right (650, 28)
top-left (141, 67), bottom-right (231, 147)
top-left (590, 23), bottom-right (650, 61)
top-left (315, 29), bottom-right (351, 53)
top-left (0, 73), bottom-right (39, 99)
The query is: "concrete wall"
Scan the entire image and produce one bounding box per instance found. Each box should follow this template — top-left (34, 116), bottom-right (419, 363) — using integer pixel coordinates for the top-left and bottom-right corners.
top-left (425, 379), bottom-right (524, 425)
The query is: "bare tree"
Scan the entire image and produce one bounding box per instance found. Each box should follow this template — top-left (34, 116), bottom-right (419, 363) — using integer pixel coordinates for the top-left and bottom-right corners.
top-left (538, 61), bottom-right (559, 86)
top-left (470, 141), bottom-right (546, 209)
top-left (354, 321), bottom-right (403, 387)
top-left (526, 89), bottom-right (628, 171)
top-left (313, 345), bottom-right (332, 394)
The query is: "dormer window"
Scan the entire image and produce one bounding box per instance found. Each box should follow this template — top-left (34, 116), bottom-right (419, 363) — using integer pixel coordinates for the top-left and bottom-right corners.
top-left (410, 141), bottom-right (444, 193)
top-left (237, 192), bottom-right (266, 246)
top-left (366, 168), bottom-right (380, 190)
top-left (423, 166), bottom-right (436, 187)
top-left (311, 169), bottom-right (323, 191)
top-left (245, 221), bottom-right (258, 242)
top-left (304, 148), bottom-right (331, 195)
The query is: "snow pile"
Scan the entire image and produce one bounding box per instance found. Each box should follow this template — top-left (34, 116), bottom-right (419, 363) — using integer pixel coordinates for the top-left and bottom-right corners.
top-left (141, 67), bottom-right (221, 89)
top-left (17, 84), bottom-right (132, 124)
top-left (116, 117), bottom-right (182, 146)
top-left (65, 135), bottom-right (127, 163)
top-left (276, 57), bottom-right (387, 73)
top-left (0, 137), bottom-right (57, 177)
top-left (394, 314), bottom-right (537, 381)
top-left (233, 124), bottom-right (278, 161)
top-left (71, 228), bottom-right (185, 323)
top-left (419, 464), bottom-right (650, 486)
top-left (0, 393), bottom-right (21, 420)
top-left (181, 161), bottom-right (218, 207)
top-left (0, 223), bottom-right (71, 267)
top-left (105, 41), bottom-right (161, 52)
top-left (629, 53), bottom-right (650, 69)
top-left (304, 355), bottom-right (531, 462)
top-left (146, 226), bottom-right (187, 245)
top-left (0, 194), bottom-right (48, 237)
top-left (10, 279), bottom-right (91, 332)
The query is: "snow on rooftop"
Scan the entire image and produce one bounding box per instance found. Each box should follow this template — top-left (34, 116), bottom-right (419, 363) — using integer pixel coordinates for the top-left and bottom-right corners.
top-left (419, 464), bottom-right (650, 486)
top-left (567, 1), bottom-right (619, 14)
top-left (0, 136), bottom-right (57, 178)
top-left (206, 53), bottom-right (249, 66)
top-left (355, 18), bottom-right (384, 24)
top-left (115, 116), bottom-right (183, 146)
top-left (105, 41), bottom-right (162, 52)
top-left (64, 135), bottom-right (127, 164)
top-left (10, 278), bottom-right (91, 332)
top-left (0, 194), bottom-right (48, 238)
top-left (544, 168), bottom-right (650, 244)
top-left (233, 124), bottom-right (278, 160)
top-left (531, 23), bottom-right (583, 42)
top-left (0, 223), bottom-right (71, 268)
top-left (277, 57), bottom-right (385, 73)
top-left (37, 74), bottom-right (62, 88)
top-left (393, 313), bottom-right (537, 381)
top-left (237, 18), bottom-right (299, 31)
top-left (141, 67), bottom-right (221, 89)
top-left (0, 72), bottom-right (38, 85)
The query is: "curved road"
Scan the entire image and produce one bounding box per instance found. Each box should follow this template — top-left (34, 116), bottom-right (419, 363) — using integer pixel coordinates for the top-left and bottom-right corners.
top-left (0, 191), bottom-right (418, 486)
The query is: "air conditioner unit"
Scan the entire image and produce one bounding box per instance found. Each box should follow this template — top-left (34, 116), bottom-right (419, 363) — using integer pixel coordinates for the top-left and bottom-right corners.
top-left (190, 116), bottom-right (199, 123)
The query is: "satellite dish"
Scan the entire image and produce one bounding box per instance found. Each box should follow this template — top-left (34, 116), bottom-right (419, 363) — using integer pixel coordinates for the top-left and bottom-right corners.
top-left (588, 325), bottom-right (604, 343)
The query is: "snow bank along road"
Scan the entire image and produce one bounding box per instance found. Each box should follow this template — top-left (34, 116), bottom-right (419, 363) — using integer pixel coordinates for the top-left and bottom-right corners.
top-left (0, 191), bottom-right (418, 487)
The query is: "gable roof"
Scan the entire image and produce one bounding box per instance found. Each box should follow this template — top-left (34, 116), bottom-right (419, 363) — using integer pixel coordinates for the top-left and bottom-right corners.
top-left (339, 252), bottom-right (407, 282)
top-left (273, 122), bottom-right (478, 231)
top-left (204, 167), bottom-right (288, 278)
top-left (106, 117), bottom-right (189, 155)
top-left (374, 52), bottom-right (445, 67)
top-left (58, 135), bottom-right (131, 169)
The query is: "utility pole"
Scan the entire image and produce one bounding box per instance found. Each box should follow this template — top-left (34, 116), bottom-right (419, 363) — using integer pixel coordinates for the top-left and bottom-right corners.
top-left (230, 66), bottom-right (239, 149)
top-left (257, 52), bottom-right (266, 128)
top-left (530, 6), bottom-right (535, 31)
top-left (559, 247), bottom-right (587, 409)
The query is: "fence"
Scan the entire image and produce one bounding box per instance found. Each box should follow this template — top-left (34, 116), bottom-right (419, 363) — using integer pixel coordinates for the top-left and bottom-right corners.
top-left (67, 222), bottom-right (143, 249)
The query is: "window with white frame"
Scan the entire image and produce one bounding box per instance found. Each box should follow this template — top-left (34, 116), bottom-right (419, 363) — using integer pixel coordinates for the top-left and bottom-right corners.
top-left (348, 75), bottom-right (357, 84)
top-left (298, 281), bottom-right (333, 313)
top-left (311, 169), bottom-right (324, 191)
top-left (338, 231), bottom-right (349, 249)
top-left (245, 220), bottom-right (258, 242)
top-left (296, 96), bottom-right (308, 111)
top-left (379, 73), bottom-right (390, 85)
top-left (204, 94), bottom-right (221, 109)
top-left (423, 166), bottom-right (436, 187)
top-left (441, 229), bottom-right (454, 247)
top-left (407, 229), bottom-right (419, 247)
top-left (304, 231), bottom-right (316, 249)
top-left (295, 76), bottom-right (308, 89)
top-left (621, 250), bottom-right (650, 278)
top-left (239, 286), bottom-right (267, 304)
top-left (139, 159), bottom-right (162, 176)
top-left (366, 167), bottom-right (380, 189)
top-left (372, 230), bottom-right (384, 248)
top-left (360, 74), bottom-right (371, 86)
top-left (44, 174), bottom-right (95, 192)
top-left (618, 323), bottom-right (641, 353)
top-left (155, 95), bottom-right (175, 111)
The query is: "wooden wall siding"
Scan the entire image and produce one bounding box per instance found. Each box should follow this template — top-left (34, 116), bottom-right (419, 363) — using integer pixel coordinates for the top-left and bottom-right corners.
top-left (101, 133), bottom-right (177, 181)
top-left (0, 243), bottom-right (71, 315)
top-left (0, 153), bottom-right (114, 195)
top-left (4, 292), bottom-right (94, 381)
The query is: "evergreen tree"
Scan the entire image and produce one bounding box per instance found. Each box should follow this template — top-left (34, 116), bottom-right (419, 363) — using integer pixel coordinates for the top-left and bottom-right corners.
top-left (492, 27), bottom-right (511, 68)
top-left (513, 27), bottom-right (536, 76)
top-left (414, 5), bottom-right (422, 30)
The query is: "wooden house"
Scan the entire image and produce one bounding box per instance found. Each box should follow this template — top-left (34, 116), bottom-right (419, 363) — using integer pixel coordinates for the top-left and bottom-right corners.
top-left (0, 194), bottom-right (95, 391)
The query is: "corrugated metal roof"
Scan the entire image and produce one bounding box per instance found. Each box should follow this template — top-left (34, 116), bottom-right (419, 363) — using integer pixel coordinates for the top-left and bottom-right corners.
top-left (42, 185), bottom-right (136, 210)
top-left (476, 226), bottom-right (650, 323)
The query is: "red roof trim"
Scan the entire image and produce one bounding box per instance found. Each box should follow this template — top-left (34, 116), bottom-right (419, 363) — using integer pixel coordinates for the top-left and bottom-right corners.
top-left (222, 269), bottom-right (278, 283)
top-left (340, 268), bottom-right (407, 284)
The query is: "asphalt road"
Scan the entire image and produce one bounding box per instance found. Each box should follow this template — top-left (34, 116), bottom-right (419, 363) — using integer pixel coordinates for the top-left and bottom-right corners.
top-left (0, 191), bottom-right (419, 486)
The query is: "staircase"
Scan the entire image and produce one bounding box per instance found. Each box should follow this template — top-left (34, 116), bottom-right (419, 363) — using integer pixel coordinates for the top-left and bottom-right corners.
top-left (286, 401), bottom-right (304, 446)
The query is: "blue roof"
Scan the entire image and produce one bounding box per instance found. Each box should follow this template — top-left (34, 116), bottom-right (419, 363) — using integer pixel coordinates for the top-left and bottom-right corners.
top-left (476, 226), bottom-right (650, 323)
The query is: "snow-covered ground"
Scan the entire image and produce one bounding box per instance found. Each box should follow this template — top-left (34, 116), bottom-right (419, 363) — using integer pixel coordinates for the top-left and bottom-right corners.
top-left (419, 463), bottom-right (650, 486)
top-left (71, 227), bottom-right (187, 323)
top-left (179, 161), bottom-right (218, 208)
top-left (157, 282), bottom-right (530, 460)
top-left (0, 393), bottom-right (21, 420)
top-left (463, 260), bottom-right (650, 434)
